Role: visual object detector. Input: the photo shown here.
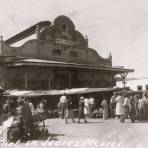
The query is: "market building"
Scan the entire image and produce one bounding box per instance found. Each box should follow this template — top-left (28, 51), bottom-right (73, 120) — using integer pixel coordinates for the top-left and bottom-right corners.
top-left (0, 15), bottom-right (134, 90)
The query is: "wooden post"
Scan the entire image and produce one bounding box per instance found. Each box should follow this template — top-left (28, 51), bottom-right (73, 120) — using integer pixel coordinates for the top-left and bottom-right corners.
top-left (120, 72), bottom-right (128, 88)
top-left (25, 71), bottom-right (28, 90)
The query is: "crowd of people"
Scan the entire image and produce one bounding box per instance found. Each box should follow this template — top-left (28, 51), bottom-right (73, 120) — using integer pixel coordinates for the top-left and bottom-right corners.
top-left (1, 90), bottom-right (148, 141)
top-left (1, 97), bottom-right (49, 141)
top-left (58, 93), bottom-right (96, 123)
top-left (109, 91), bottom-right (148, 123)
top-left (58, 91), bottom-right (148, 124)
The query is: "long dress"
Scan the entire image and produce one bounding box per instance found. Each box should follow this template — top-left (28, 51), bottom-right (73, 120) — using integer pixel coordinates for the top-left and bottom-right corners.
top-left (115, 95), bottom-right (124, 116)
top-left (84, 98), bottom-right (90, 115)
top-left (101, 100), bottom-right (108, 119)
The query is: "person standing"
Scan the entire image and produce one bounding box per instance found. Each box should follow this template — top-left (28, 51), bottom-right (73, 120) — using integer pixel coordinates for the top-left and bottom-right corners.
top-left (22, 98), bottom-right (34, 140)
top-left (134, 93), bottom-right (140, 120)
top-left (15, 97), bottom-right (24, 141)
top-left (28, 99), bottom-right (35, 115)
top-left (138, 94), bottom-right (145, 121)
top-left (101, 96), bottom-right (108, 119)
top-left (89, 96), bottom-right (95, 118)
top-left (115, 92), bottom-right (124, 119)
top-left (78, 96), bottom-right (88, 123)
top-left (3, 98), bottom-right (12, 115)
top-left (84, 97), bottom-right (90, 118)
top-left (144, 93), bottom-right (148, 120)
top-left (59, 93), bottom-right (67, 119)
top-left (109, 92), bottom-right (116, 118)
top-left (130, 92), bottom-right (136, 119)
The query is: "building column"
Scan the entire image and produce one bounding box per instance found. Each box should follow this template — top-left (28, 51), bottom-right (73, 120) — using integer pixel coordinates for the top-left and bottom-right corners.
top-left (48, 74), bottom-right (51, 89)
top-left (24, 71), bottom-right (28, 90)
top-left (92, 73), bottom-right (95, 88)
top-left (68, 74), bottom-right (72, 89)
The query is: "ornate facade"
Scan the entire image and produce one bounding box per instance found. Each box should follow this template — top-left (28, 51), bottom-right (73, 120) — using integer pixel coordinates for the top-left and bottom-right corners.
top-left (0, 15), bottom-right (133, 90)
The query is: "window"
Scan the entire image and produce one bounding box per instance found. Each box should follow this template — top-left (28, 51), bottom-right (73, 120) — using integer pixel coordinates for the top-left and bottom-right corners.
top-left (70, 51), bottom-right (78, 58)
top-left (52, 49), bottom-right (62, 56)
top-left (62, 24), bottom-right (67, 30)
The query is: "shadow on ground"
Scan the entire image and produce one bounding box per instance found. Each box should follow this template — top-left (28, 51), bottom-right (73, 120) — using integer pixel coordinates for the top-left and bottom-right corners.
top-left (39, 133), bottom-right (65, 141)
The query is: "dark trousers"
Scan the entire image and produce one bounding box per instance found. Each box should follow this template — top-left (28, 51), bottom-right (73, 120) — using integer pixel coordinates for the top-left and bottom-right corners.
top-left (61, 103), bottom-right (66, 119)
top-left (121, 106), bottom-right (135, 123)
top-left (89, 104), bottom-right (95, 118)
top-left (78, 108), bottom-right (87, 122)
top-left (135, 103), bottom-right (139, 120)
top-left (110, 103), bottom-right (115, 118)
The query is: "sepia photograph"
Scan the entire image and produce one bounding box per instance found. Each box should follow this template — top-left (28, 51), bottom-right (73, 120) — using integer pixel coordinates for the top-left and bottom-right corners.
top-left (0, 0), bottom-right (147, 148)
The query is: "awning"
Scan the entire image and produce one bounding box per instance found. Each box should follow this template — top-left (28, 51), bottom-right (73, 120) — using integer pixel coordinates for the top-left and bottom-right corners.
top-left (3, 87), bottom-right (117, 97)
top-left (8, 58), bottom-right (134, 74)
top-left (77, 87), bottom-right (117, 94)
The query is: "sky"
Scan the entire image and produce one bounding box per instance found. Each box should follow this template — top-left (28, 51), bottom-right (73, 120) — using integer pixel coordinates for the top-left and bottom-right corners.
top-left (0, 0), bottom-right (148, 78)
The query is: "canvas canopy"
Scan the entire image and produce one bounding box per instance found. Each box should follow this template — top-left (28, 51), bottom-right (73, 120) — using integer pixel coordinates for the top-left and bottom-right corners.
top-left (3, 87), bottom-right (117, 97)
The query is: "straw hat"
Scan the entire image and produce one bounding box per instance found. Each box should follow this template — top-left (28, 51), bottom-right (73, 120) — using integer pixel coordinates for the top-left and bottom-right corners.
top-left (17, 97), bottom-right (24, 103)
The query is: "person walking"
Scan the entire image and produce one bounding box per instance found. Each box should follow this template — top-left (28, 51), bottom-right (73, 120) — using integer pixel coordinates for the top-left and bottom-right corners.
top-left (65, 96), bottom-right (75, 124)
top-left (101, 96), bottom-right (108, 119)
top-left (78, 96), bottom-right (88, 123)
top-left (120, 93), bottom-right (135, 123)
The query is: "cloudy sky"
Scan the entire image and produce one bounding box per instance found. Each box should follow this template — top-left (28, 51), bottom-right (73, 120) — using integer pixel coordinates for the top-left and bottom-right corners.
top-left (0, 0), bottom-right (148, 78)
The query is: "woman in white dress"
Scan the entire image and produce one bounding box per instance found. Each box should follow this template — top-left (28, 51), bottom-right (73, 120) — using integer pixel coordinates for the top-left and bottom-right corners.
top-left (84, 98), bottom-right (90, 117)
top-left (115, 92), bottom-right (124, 119)
top-left (101, 97), bottom-right (108, 120)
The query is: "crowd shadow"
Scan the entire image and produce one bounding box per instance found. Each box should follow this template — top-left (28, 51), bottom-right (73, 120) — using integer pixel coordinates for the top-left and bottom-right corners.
top-left (85, 121), bottom-right (104, 124)
top-left (39, 133), bottom-right (65, 141)
top-left (134, 120), bottom-right (148, 123)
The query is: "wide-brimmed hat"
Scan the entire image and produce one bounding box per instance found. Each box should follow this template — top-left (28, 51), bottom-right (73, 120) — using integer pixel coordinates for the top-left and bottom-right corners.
top-left (17, 97), bottom-right (24, 102)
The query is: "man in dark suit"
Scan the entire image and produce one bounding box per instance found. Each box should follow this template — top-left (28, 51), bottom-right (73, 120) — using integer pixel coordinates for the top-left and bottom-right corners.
top-left (22, 98), bottom-right (34, 140)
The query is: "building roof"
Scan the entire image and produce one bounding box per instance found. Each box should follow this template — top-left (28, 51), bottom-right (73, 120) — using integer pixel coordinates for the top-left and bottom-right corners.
top-left (8, 58), bottom-right (134, 74)
top-left (5, 21), bottom-right (51, 45)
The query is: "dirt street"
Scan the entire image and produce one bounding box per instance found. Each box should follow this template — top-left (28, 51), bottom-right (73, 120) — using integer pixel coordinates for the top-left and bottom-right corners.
top-left (1, 118), bottom-right (148, 148)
